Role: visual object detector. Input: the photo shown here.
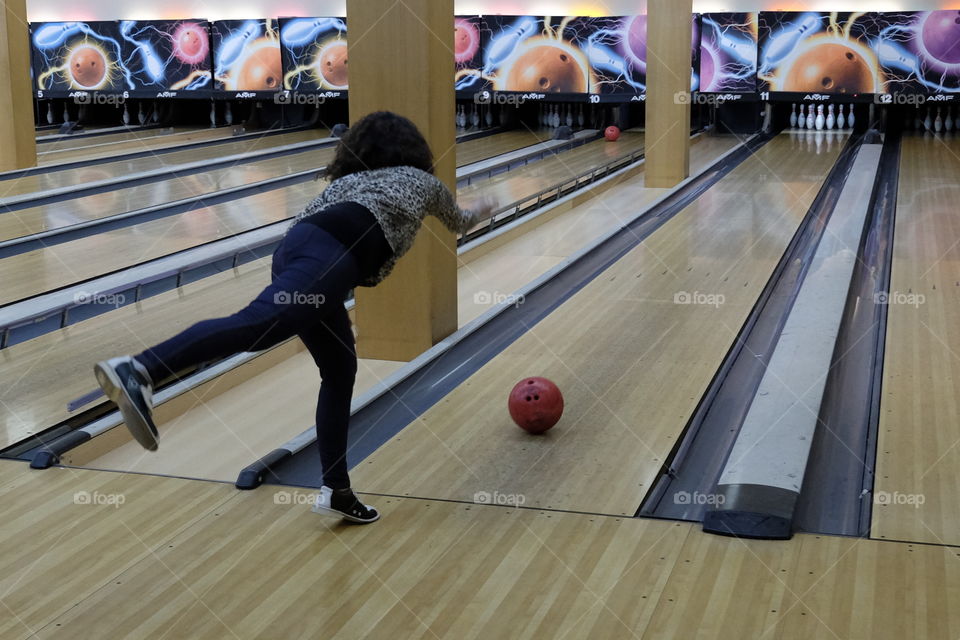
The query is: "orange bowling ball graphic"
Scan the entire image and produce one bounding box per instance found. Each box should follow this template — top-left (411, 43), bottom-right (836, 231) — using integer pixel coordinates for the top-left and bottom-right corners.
top-left (318, 40), bottom-right (348, 88)
top-left (69, 45), bottom-right (106, 88)
top-left (455, 25), bottom-right (471, 57)
top-left (505, 44), bottom-right (587, 93)
top-left (236, 40), bottom-right (282, 90)
top-left (782, 43), bottom-right (875, 94)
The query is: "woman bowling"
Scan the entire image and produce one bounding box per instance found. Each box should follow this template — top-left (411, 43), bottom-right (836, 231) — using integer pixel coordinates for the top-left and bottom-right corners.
top-left (94, 111), bottom-right (493, 524)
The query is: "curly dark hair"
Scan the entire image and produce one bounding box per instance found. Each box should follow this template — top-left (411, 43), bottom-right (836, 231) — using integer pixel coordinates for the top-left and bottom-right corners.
top-left (325, 111), bottom-right (435, 181)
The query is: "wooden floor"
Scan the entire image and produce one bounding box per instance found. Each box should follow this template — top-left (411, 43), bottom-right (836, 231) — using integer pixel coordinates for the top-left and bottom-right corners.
top-left (68, 135), bottom-right (737, 481)
top-left (353, 133), bottom-right (844, 516)
top-left (1, 459), bottom-right (957, 639)
top-left (873, 134), bottom-right (960, 547)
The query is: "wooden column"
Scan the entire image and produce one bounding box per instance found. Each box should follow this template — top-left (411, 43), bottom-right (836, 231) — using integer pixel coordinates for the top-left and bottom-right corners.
top-left (645, 0), bottom-right (692, 188)
top-left (0, 0), bottom-right (37, 172)
top-left (347, 0), bottom-right (457, 362)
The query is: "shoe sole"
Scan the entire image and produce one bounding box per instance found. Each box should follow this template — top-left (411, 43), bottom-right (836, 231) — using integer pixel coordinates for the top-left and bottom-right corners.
top-left (94, 362), bottom-right (159, 452)
top-left (312, 503), bottom-right (380, 524)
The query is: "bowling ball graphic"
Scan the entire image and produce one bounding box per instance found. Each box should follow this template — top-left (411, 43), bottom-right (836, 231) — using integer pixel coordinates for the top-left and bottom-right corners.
top-left (69, 45), bottom-right (107, 89)
top-left (505, 44), bottom-right (587, 93)
top-left (700, 47), bottom-right (717, 92)
top-left (179, 28), bottom-right (202, 58)
top-left (625, 14), bottom-right (647, 67)
top-left (318, 40), bottom-right (348, 88)
top-left (922, 11), bottom-right (960, 66)
top-left (236, 40), bottom-right (281, 90)
top-left (782, 43), bottom-right (875, 94)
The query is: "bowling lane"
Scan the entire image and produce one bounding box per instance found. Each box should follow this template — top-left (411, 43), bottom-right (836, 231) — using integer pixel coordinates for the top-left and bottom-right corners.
top-left (0, 130), bottom-right (542, 243)
top-left (458, 130), bottom-right (645, 211)
top-left (351, 133), bottom-right (845, 516)
top-left (0, 131), bottom-right (630, 305)
top-left (454, 129), bottom-right (553, 166)
top-left (66, 136), bottom-right (741, 482)
top-left (872, 134), bottom-right (960, 546)
top-left (36, 126), bottom-right (253, 166)
top-left (0, 129), bottom-right (330, 197)
top-left (34, 125), bottom-right (201, 149)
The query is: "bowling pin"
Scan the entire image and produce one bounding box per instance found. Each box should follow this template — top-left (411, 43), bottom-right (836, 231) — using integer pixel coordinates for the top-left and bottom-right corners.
top-left (761, 15), bottom-right (820, 73)
top-left (152, 103), bottom-right (159, 123)
top-left (790, 104), bottom-right (798, 129)
top-left (815, 105), bottom-right (825, 130)
top-left (566, 106), bottom-right (573, 128)
top-left (797, 105), bottom-right (806, 129)
top-left (935, 108), bottom-right (944, 133)
top-left (63, 103), bottom-right (70, 123)
top-left (837, 104), bottom-right (846, 129)
top-left (826, 104), bottom-right (835, 130)
top-left (553, 105), bottom-right (561, 128)
top-left (471, 105), bottom-right (480, 129)
top-left (924, 108), bottom-right (932, 132)
top-left (122, 103), bottom-right (130, 125)
top-left (137, 103), bottom-right (146, 125)
top-left (806, 104), bottom-right (815, 130)
top-left (847, 105), bottom-right (855, 130)
top-left (946, 107), bottom-right (955, 133)
top-left (485, 107), bottom-right (493, 128)
top-left (225, 102), bottom-right (233, 126)
top-left (46, 103), bottom-right (54, 124)
top-left (209, 102), bottom-right (217, 128)
top-left (578, 105), bottom-right (585, 128)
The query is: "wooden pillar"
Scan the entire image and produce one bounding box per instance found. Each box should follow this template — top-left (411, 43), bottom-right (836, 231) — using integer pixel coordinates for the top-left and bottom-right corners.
top-left (0, 0), bottom-right (37, 172)
top-left (347, 0), bottom-right (457, 362)
top-left (645, 0), bottom-right (692, 188)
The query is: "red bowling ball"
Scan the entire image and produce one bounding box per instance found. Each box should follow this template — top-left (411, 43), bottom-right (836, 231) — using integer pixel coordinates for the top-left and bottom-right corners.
top-left (179, 27), bottom-right (203, 59)
top-left (605, 126), bottom-right (621, 142)
top-left (508, 377), bottom-right (564, 434)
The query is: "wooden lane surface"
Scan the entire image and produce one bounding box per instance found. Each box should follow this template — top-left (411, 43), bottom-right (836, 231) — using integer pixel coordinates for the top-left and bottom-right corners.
top-left (0, 132), bottom-right (653, 308)
top-left (73, 136), bottom-right (737, 481)
top-left (36, 126), bottom-right (243, 166)
top-left (1, 460), bottom-right (956, 639)
top-left (351, 133), bottom-right (845, 516)
top-left (0, 129), bottom-right (329, 197)
top-left (872, 134), bottom-right (960, 547)
top-left (0, 130), bottom-right (553, 243)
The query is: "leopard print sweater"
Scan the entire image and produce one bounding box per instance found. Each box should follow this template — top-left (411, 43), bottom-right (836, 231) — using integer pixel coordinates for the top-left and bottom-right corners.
top-left (294, 166), bottom-right (476, 286)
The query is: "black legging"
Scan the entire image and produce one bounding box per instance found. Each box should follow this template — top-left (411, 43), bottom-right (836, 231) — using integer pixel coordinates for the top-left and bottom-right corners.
top-left (136, 222), bottom-right (363, 489)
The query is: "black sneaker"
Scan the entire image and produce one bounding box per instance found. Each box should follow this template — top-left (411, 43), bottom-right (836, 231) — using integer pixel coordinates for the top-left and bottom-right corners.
top-left (94, 356), bottom-right (158, 451)
top-left (312, 486), bottom-right (380, 524)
